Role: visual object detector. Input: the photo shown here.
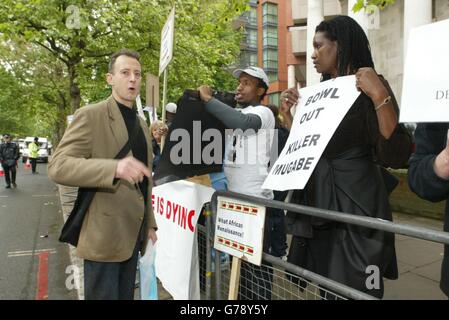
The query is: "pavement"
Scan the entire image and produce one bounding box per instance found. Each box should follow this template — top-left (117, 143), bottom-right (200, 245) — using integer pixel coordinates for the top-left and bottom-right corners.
top-left (0, 163), bottom-right (77, 300)
top-left (2, 163), bottom-right (447, 300)
top-left (384, 212), bottom-right (447, 300)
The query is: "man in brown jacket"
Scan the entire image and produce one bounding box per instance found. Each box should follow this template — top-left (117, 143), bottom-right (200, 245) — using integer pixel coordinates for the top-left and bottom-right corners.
top-left (48, 49), bottom-right (157, 300)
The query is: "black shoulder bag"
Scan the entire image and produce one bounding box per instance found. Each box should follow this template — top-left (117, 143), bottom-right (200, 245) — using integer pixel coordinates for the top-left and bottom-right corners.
top-left (59, 118), bottom-right (141, 246)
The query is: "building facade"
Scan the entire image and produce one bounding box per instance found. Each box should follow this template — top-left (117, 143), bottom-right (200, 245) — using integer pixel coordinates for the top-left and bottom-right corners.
top-left (236, 0), bottom-right (294, 106)
top-left (236, 0), bottom-right (449, 107)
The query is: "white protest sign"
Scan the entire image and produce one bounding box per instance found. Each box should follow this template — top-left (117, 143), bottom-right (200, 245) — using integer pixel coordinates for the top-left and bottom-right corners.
top-left (135, 94), bottom-right (146, 121)
top-left (159, 8), bottom-right (175, 76)
top-left (143, 106), bottom-right (158, 124)
top-left (67, 115), bottom-right (74, 125)
top-left (400, 19), bottom-right (449, 123)
top-left (263, 75), bottom-right (361, 191)
top-left (213, 196), bottom-right (266, 266)
top-left (152, 180), bottom-right (214, 300)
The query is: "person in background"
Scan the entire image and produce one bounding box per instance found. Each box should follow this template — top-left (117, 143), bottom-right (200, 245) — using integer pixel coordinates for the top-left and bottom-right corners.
top-left (150, 120), bottom-right (168, 172)
top-left (28, 137), bottom-right (40, 174)
top-left (408, 123), bottom-right (449, 298)
top-left (264, 104), bottom-right (289, 259)
top-left (165, 102), bottom-right (177, 128)
top-left (0, 134), bottom-right (19, 188)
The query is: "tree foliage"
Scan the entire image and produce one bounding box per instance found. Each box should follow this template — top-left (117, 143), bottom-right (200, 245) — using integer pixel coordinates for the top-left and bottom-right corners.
top-left (352, 0), bottom-right (396, 14)
top-left (0, 0), bottom-right (248, 141)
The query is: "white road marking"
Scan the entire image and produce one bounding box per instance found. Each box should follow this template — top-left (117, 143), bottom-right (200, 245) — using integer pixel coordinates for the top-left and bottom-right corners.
top-left (32, 195), bottom-right (56, 197)
top-left (8, 248), bottom-right (57, 258)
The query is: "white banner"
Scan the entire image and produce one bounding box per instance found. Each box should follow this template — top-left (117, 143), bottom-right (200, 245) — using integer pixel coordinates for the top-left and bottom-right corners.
top-left (263, 75), bottom-right (361, 191)
top-left (400, 19), bottom-right (449, 123)
top-left (159, 8), bottom-right (175, 76)
top-left (152, 180), bottom-right (214, 300)
top-left (213, 197), bottom-right (266, 266)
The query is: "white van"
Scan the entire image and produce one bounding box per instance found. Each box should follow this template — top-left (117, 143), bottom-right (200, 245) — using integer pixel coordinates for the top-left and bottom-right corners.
top-left (22, 137), bottom-right (49, 163)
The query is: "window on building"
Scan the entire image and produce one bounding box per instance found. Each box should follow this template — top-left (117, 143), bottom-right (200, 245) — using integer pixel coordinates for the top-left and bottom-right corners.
top-left (263, 26), bottom-right (278, 47)
top-left (240, 51), bottom-right (258, 67)
top-left (263, 49), bottom-right (278, 70)
top-left (245, 29), bottom-right (257, 49)
top-left (248, 7), bottom-right (257, 25)
top-left (262, 2), bottom-right (278, 25)
top-left (266, 72), bottom-right (278, 83)
top-left (268, 92), bottom-right (281, 107)
top-left (262, 2), bottom-right (278, 83)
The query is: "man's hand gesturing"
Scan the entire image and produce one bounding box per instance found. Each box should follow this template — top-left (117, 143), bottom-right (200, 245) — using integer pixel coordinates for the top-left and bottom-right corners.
top-left (115, 156), bottom-right (151, 184)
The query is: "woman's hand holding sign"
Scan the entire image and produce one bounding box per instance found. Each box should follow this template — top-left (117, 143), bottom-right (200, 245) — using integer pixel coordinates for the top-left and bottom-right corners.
top-left (280, 87), bottom-right (300, 131)
top-left (356, 67), bottom-right (397, 139)
top-left (355, 68), bottom-right (390, 106)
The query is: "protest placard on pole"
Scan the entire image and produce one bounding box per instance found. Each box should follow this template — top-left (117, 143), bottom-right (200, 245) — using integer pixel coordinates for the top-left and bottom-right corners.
top-left (145, 73), bottom-right (160, 124)
top-left (159, 7), bottom-right (175, 150)
top-left (213, 196), bottom-right (266, 266)
top-left (262, 75), bottom-right (361, 191)
top-left (67, 115), bottom-right (74, 125)
top-left (400, 19), bottom-right (449, 123)
top-left (213, 196), bottom-right (266, 300)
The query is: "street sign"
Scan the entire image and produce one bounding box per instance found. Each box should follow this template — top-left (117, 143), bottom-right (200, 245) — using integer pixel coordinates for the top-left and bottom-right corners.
top-left (159, 8), bottom-right (175, 76)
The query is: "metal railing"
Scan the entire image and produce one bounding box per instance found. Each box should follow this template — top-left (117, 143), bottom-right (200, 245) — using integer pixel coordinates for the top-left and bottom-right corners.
top-left (193, 190), bottom-right (449, 300)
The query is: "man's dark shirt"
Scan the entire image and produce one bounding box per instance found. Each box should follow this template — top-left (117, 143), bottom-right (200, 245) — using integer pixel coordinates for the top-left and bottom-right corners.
top-left (117, 101), bottom-right (148, 202)
top-left (0, 142), bottom-right (19, 166)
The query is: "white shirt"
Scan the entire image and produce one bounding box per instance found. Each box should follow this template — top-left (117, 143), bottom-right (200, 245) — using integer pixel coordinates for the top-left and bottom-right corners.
top-left (223, 105), bottom-right (275, 199)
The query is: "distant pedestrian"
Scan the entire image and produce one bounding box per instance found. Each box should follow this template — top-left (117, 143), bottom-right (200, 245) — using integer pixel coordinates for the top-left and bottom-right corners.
top-left (0, 134), bottom-right (19, 188)
top-left (28, 137), bottom-right (40, 174)
top-left (150, 120), bottom-right (168, 171)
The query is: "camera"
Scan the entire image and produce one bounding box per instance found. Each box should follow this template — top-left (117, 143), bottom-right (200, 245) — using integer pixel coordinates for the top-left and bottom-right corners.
top-left (212, 90), bottom-right (237, 108)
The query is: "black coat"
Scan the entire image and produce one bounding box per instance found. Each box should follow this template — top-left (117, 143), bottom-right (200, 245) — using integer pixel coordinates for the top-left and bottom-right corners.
top-left (408, 123), bottom-right (449, 297)
top-left (0, 142), bottom-right (19, 166)
top-left (286, 90), bottom-right (412, 298)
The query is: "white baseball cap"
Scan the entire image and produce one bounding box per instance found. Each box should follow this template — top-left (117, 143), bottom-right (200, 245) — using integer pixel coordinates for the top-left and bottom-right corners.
top-left (233, 66), bottom-right (270, 88)
top-left (165, 102), bottom-right (177, 113)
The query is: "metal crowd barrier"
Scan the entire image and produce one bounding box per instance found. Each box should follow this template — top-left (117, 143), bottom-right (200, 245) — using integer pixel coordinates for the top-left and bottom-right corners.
top-left (194, 190), bottom-right (449, 301)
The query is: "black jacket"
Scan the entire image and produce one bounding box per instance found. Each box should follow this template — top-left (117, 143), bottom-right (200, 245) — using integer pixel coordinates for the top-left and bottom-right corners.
top-left (0, 142), bottom-right (19, 166)
top-left (408, 123), bottom-right (449, 297)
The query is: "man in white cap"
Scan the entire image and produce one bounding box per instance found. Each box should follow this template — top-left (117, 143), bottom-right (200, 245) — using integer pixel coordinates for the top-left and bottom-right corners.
top-left (165, 102), bottom-right (177, 128)
top-left (198, 66), bottom-right (275, 299)
top-left (198, 66), bottom-right (274, 199)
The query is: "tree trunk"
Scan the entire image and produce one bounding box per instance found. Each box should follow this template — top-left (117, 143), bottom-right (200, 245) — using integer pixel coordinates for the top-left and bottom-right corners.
top-left (68, 65), bottom-right (81, 113)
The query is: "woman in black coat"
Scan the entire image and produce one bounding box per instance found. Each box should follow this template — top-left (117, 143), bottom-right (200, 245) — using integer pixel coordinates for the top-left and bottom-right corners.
top-left (408, 123), bottom-right (449, 297)
top-left (280, 15), bottom-right (412, 298)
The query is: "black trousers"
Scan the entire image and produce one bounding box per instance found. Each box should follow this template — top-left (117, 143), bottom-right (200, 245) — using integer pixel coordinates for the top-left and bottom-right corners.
top-left (84, 241), bottom-right (141, 300)
top-left (30, 158), bottom-right (37, 173)
top-left (3, 163), bottom-right (16, 186)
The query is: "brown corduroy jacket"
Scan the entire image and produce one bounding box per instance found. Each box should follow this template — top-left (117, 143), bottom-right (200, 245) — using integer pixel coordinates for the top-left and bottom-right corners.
top-left (48, 96), bottom-right (156, 262)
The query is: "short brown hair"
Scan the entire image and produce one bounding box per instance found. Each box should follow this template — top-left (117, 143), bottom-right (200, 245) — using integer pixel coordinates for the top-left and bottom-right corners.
top-left (108, 49), bottom-right (140, 73)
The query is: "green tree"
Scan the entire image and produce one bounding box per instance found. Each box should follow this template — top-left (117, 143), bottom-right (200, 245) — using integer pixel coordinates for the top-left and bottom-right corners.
top-left (0, 0), bottom-right (248, 142)
top-left (352, 0), bottom-right (396, 14)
